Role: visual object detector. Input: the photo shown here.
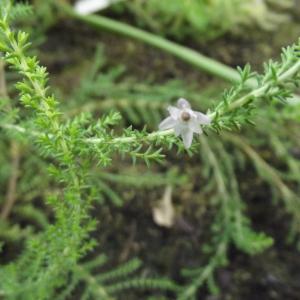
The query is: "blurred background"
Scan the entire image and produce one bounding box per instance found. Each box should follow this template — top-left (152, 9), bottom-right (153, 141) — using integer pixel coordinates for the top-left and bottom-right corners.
top-left (1, 0), bottom-right (300, 299)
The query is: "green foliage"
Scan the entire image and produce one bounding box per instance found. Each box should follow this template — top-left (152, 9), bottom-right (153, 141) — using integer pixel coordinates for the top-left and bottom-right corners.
top-left (55, 256), bottom-right (178, 300)
top-left (211, 43), bottom-right (300, 132)
top-left (117, 0), bottom-right (293, 40)
top-left (0, 1), bottom-right (300, 299)
top-left (8, 2), bottom-right (33, 22)
top-left (67, 47), bottom-right (193, 128)
top-left (0, 2), bottom-right (181, 299)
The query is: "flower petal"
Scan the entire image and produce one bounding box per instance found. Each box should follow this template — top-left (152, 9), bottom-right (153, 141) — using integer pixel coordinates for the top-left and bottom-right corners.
top-left (174, 123), bottom-right (187, 137)
top-left (159, 116), bottom-right (177, 130)
top-left (177, 98), bottom-right (191, 109)
top-left (167, 106), bottom-right (180, 119)
top-left (181, 129), bottom-right (193, 149)
top-left (195, 111), bottom-right (211, 125)
top-left (189, 118), bottom-right (203, 134)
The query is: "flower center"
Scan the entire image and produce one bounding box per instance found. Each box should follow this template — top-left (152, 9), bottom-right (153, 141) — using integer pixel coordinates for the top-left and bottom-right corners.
top-left (181, 111), bottom-right (191, 121)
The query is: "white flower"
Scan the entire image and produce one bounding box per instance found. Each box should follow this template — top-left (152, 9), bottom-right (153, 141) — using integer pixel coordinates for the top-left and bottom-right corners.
top-left (74, 0), bottom-right (122, 15)
top-left (159, 98), bottom-right (211, 149)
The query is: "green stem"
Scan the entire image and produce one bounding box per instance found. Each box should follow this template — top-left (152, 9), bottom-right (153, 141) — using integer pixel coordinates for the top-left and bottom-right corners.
top-left (209, 59), bottom-right (300, 119)
top-left (75, 265), bottom-right (114, 300)
top-left (54, 1), bottom-right (248, 85)
top-left (179, 239), bottom-right (228, 300)
top-left (86, 128), bottom-right (174, 144)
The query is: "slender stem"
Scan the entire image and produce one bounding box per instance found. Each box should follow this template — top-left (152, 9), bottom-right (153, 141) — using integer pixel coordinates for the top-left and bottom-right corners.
top-left (1, 124), bottom-right (173, 145)
top-left (224, 133), bottom-right (298, 203)
top-left (201, 136), bottom-right (230, 223)
top-left (86, 128), bottom-right (174, 144)
top-left (1, 123), bottom-right (27, 133)
top-left (209, 59), bottom-right (300, 119)
top-left (75, 265), bottom-right (115, 300)
top-left (54, 1), bottom-right (250, 86)
top-left (8, 37), bottom-right (81, 190)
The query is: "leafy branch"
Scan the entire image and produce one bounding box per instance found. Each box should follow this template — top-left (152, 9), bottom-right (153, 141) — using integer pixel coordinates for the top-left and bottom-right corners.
top-left (2, 40), bottom-right (300, 150)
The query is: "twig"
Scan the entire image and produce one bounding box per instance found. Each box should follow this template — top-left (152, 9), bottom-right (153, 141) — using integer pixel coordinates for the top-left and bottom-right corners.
top-left (224, 133), bottom-right (299, 212)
